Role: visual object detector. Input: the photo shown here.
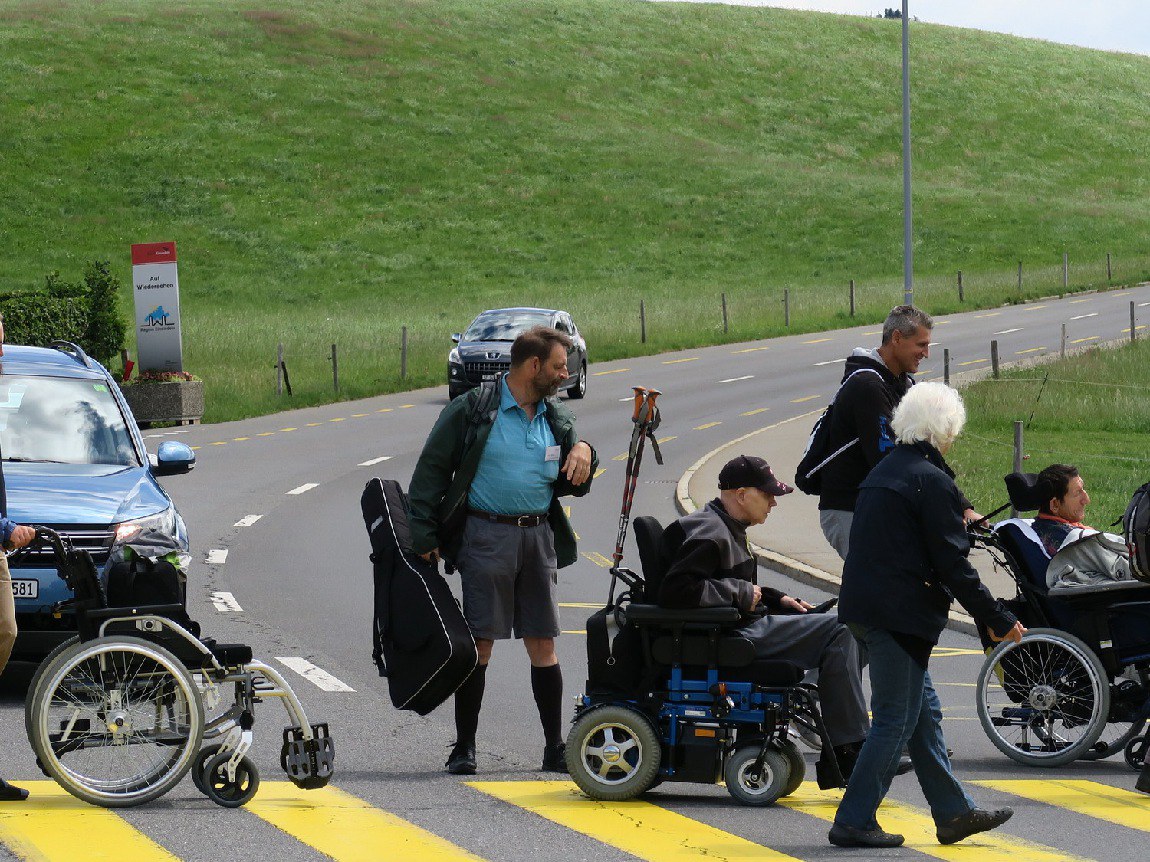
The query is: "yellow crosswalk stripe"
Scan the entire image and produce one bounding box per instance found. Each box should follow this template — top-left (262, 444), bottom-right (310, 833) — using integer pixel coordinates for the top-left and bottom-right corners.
top-left (975, 780), bottom-right (1150, 833)
top-left (471, 780), bottom-right (802, 861)
top-left (247, 783), bottom-right (484, 861)
top-left (779, 784), bottom-right (1091, 862)
top-left (0, 782), bottom-right (178, 861)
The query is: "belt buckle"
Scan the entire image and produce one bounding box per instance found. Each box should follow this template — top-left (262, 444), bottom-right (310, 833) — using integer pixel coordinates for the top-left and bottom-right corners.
top-left (516, 514), bottom-right (533, 527)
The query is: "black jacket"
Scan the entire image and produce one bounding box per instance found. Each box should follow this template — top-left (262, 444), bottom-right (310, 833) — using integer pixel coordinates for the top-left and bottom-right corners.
top-left (658, 499), bottom-right (785, 617)
top-left (818, 350), bottom-right (912, 512)
top-left (838, 443), bottom-right (1016, 644)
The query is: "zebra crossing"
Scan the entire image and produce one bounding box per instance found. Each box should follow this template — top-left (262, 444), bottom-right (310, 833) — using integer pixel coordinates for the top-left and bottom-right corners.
top-left (1, 778), bottom-right (1146, 862)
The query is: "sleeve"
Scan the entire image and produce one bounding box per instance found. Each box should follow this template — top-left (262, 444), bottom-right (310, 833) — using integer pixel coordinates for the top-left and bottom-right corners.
top-left (659, 537), bottom-right (756, 611)
top-left (407, 400), bottom-right (467, 555)
top-left (554, 439), bottom-right (598, 499)
top-left (919, 475), bottom-right (1016, 637)
top-left (0, 518), bottom-right (14, 547)
top-left (844, 374), bottom-right (898, 469)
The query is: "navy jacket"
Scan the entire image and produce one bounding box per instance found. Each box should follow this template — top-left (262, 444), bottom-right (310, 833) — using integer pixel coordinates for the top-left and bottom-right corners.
top-left (839, 443), bottom-right (1016, 644)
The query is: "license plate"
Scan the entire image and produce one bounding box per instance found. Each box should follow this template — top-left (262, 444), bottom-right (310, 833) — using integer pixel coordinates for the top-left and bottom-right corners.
top-left (481, 373), bottom-right (498, 381)
top-left (10, 579), bottom-right (38, 599)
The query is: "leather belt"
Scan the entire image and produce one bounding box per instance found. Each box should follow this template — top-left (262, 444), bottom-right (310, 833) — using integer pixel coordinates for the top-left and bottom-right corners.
top-left (468, 508), bottom-right (547, 527)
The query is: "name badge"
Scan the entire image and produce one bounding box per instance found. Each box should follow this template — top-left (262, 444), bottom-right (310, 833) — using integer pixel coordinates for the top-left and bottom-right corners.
top-left (545, 445), bottom-right (562, 462)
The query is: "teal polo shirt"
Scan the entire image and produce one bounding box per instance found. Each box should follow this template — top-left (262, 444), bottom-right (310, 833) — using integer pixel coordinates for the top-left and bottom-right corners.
top-left (468, 378), bottom-right (559, 515)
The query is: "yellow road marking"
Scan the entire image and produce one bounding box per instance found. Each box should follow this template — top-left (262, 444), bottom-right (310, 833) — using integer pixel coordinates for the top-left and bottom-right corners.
top-left (561, 630), bottom-right (588, 635)
top-left (581, 551), bottom-right (613, 568)
top-left (975, 780), bottom-right (1150, 832)
top-left (612, 452), bottom-right (629, 461)
top-left (352, 413), bottom-right (368, 418)
top-left (657, 435), bottom-right (676, 444)
top-left (1015, 347), bottom-right (1045, 355)
top-left (780, 784), bottom-right (1090, 862)
top-left (959, 358), bottom-right (989, 366)
top-left (247, 783), bottom-right (484, 861)
top-left (694, 421), bottom-right (722, 430)
top-left (472, 780), bottom-right (803, 862)
top-left (211, 441), bottom-right (227, 446)
top-left (593, 368), bottom-right (630, 375)
top-left (279, 427), bottom-right (297, 432)
top-left (791, 395), bottom-right (820, 403)
top-left (593, 468), bottom-right (605, 479)
top-left (731, 346), bottom-right (770, 353)
top-left (0, 781), bottom-right (178, 861)
top-left (257, 431), bottom-right (275, 436)
top-left (307, 422), bottom-right (323, 426)
top-left (1123, 325), bottom-right (1148, 332)
top-left (329, 417), bottom-right (346, 422)
top-left (803, 337), bottom-right (831, 344)
top-left (662, 357), bottom-right (699, 364)
top-left (1070, 336), bottom-right (1100, 344)
top-left (399, 404), bottom-right (415, 408)
top-left (190, 446), bottom-right (201, 451)
top-left (742, 408), bottom-right (769, 416)
top-left (1023, 304), bottom-right (1047, 311)
top-left (377, 408), bottom-right (393, 413)
top-left (1070, 298), bottom-right (1091, 303)
top-left (233, 436), bottom-right (250, 441)
top-left (975, 312), bottom-right (1002, 318)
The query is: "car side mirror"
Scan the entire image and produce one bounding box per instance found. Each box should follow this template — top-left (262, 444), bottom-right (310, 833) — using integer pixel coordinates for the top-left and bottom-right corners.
top-left (152, 440), bottom-right (196, 475)
top-left (451, 333), bottom-right (462, 344)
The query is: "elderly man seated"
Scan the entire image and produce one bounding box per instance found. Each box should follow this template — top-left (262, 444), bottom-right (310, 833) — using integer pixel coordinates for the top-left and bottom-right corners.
top-left (658, 455), bottom-right (880, 779)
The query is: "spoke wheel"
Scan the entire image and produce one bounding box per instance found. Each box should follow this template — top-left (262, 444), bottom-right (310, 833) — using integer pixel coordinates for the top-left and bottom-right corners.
top-left (28, 636), bottom-right (204, 807)
top-left (567, 705), bottom-right (661, 801)
top-left (977, 628), bottom-right (1108, 767)
top-left (25, 635), bottom-right (79, 757)
top-left (724, 744), bottom-right (790, 807)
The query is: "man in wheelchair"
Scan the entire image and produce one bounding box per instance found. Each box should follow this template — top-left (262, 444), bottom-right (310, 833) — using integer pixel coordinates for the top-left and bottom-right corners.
top-left (658, 455), bottom-right (874, 778)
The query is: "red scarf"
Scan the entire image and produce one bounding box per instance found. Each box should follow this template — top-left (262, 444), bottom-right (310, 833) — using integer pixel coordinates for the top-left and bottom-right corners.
top-left (1036, 512), bottom-right (1087, 529)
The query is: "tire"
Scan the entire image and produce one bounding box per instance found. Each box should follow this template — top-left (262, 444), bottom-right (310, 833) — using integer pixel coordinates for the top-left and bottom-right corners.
top-left (24, 635), bottom-right (79, 756)
top-left (203, 751), bottom-right (260, 808)
top-left (1081, 668), bottom-right (1150, 762)
top-left (566, 361), bottom-right (587, 399)
top-left (723, 744), bottom-right (790, 806)
top-left (192, 744), bottom-right (227, 795)
top-left (566, 705), bottom-right (661, 801)
top-left (1124, 733), bottom-right (1149, 770)
top-left (28, 636), bottom-right (204, 807)
top-left (778, 739), bottom-right (806, 798)
top-left (976, 628), bottom-right (1109, 767)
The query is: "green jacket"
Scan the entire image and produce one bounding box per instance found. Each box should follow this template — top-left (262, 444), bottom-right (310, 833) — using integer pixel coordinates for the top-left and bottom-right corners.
top-left (408, 379), bottom-right (597, 568)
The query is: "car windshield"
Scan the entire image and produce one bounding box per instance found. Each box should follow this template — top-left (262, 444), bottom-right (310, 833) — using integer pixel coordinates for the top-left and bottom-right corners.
top-left (0, 375), bottom-right (139, 466)
top-left (463, 311), bottom-right (551, 342)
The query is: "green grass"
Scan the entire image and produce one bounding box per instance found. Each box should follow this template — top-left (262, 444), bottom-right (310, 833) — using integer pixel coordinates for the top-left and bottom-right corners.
top-left (948, 340), bottom-right (1150, 525)
top-left (1, 0), bottom-right (1149, 420)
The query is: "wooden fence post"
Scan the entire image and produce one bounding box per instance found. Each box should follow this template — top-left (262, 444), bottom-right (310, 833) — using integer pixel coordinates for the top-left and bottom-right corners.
top-left (957, 270), bottom-right (964, 303)
top-left (401, 326), bottom-right (408, 379)
top-left (849, 280), bottom-right (856, 317)
top-left (721, 293), bottom-right (728, 334)
top-left (784, 289), bottom-right (790, 327)
top-left (991, 340), bottom-right (1000, 378)
top-left (640, 300), bottom-right (646, 344)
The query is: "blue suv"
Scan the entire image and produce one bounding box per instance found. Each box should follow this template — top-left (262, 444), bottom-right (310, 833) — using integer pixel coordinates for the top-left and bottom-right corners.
top-left (2, 342), bottom-right (195, 663)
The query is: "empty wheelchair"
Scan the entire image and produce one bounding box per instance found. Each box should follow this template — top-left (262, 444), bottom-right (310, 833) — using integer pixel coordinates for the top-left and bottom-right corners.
top-left (970, 474), bottom-right (1150, 769)
top-left (17, 527), bottom-right (335, 807)
top-left (566, 516), bottom-right (845, 806)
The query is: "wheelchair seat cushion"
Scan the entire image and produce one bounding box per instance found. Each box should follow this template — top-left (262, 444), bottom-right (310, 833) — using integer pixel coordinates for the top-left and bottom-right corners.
top-left (206, 641), bottom-right (254, 667)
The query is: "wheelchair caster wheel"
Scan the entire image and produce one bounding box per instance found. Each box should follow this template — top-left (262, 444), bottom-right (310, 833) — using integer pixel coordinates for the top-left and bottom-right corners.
top-left (192, 745), bottom-right (226, 796)
top-left (203, 751), bottom-right (260, 808)
top-left (1125, 734), bottom-right (1149, 770)
top-left (724, 744), bottom-right (791, 806)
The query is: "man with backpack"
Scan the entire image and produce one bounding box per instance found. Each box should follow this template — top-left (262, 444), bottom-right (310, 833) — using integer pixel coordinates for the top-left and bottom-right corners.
top-left (409, 326), bottom-right (597, 776)
top-left (807, 306), bottom-right (978, 559)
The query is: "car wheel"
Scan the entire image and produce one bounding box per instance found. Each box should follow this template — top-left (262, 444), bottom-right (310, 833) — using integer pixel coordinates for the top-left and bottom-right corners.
top-left (567, 361), bottom-right (587, 399)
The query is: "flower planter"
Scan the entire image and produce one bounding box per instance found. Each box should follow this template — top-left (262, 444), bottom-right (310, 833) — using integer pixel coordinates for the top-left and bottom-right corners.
top-left (120, 380), bottom-right (204, 426)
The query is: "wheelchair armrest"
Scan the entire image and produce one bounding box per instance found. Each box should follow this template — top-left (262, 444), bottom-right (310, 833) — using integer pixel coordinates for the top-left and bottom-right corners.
top-left (625, 604), bottom-right (741, 626)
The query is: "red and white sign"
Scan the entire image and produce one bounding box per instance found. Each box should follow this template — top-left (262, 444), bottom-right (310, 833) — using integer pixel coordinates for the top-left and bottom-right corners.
top-left (131, 241), bottom-right (184, 372)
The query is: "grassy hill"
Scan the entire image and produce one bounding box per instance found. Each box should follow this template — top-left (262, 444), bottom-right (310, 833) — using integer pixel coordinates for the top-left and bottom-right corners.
top-left (2, 0), bottom-right (1149, 420)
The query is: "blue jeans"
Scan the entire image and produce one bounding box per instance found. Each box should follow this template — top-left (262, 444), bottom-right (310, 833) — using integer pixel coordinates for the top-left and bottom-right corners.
top-left (834, 626), bottom-right (974, 831)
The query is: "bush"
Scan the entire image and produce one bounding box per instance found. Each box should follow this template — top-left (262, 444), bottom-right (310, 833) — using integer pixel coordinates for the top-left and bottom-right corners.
top-left (0, 261), bottom-right (126, 364)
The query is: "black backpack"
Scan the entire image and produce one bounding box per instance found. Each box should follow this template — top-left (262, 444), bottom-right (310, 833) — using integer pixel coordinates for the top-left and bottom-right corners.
top-left (794, 368), bottom-right (881, 496)
top-left (1122, 481), bottom-right (1150, 583)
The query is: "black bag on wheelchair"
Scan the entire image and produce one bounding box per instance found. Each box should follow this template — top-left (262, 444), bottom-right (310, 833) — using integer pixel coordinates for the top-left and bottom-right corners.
top-left (585, 603), bottom-right (647, 696)
top-left (1122, 481), bottom-right (1150, 583)
top-left (105, 555), bottom-right (183, 608)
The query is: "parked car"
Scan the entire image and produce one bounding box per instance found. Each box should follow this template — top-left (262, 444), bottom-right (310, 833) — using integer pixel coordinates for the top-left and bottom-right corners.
top-left (2, 341), bottom-right (196, 664)
top-left (447, 307), bottom-right (588, 400)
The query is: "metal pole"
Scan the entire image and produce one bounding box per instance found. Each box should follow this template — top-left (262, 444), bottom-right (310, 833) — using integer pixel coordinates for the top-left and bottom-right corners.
top-left (401, 326), bottom-right (408, 379)
top-left (991, 340), bottom-right (999, 378)
top-left (1063, 252), bottom-right (1069, 290)
top-left (901, 0), bottom-right (913, 307)
top-left (1011, 420), bottom-right (1024, 518)
top-left (943, 347), bottom-right (950, 386)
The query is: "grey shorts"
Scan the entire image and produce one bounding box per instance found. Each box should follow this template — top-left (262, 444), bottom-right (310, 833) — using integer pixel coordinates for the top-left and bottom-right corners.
top-left (456, 515), bottom-right (560, 640)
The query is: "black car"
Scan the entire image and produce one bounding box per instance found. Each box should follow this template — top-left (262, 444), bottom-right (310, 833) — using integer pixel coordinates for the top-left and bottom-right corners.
top-left (447, 307), bottom-right (587, 400)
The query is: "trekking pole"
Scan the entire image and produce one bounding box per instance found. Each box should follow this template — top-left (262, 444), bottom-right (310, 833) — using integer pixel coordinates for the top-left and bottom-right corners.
top-left (612, 387), bottom-right (663, 565)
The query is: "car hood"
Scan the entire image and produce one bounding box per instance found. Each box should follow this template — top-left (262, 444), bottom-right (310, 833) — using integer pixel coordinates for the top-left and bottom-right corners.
top-left (457, 341), bottom-right (512, 361)
top-left (4, 462), bottom-right (172, 525)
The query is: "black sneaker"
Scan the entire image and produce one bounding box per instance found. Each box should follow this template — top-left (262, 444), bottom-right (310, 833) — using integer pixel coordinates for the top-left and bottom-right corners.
top-left (445, 741), bottom-right (477, 776)
top-left (0, 779), bottom-right (29, 802)
top-left (541, 742), bottom-right (568, 773)
top-left (828, 823), bottom-right (905, 848)
top-left (1136, 761), bottom-right (1150, 794)
top-left (936, 807), bottom-right (1013, 845)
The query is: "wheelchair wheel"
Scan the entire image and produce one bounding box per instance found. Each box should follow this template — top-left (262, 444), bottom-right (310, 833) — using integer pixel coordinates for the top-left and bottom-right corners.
top-left (28, 636), bottom-right (205, 807)
top-left (724, 744), bottom-right (790, 807)
top-left (977, 628), bottom-right (1109, 767)
top-left (566, 705), bottom-right (661, 801)
top-left (192, 744), bottom-right (227, 795)
top-left (779, 738), bottom-right (806, 797)
top-left (202, 750), bottom-right (260, 808)
top-left (1124, 734), bottom-right (1149, 770)
top-left (1082, 668), bottom-right (1150, 762)
top-left (24, 635), bottom-right (79, 757)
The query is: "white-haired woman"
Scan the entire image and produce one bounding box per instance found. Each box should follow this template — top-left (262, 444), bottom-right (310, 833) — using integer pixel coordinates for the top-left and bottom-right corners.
top-left (828, 382), bottom-right (1025, 849)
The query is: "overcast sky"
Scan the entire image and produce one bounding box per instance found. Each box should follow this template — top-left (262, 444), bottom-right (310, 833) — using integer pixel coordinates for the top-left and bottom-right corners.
top-left (655, 1), bottom-right (1150, 57)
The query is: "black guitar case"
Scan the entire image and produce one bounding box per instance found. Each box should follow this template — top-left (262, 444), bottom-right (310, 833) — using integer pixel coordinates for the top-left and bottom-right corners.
top-left (361, 477), bottom-right (478, 715)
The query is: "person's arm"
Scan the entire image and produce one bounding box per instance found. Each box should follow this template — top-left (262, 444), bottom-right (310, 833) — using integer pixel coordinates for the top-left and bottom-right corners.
top-left (0, 518), bottom-right (34, 550)
top-left (659, 537), bottom-right (757, 611)
top-left (556, 440), bottom-right (597, 498)
top-left (845, 375), bottom-right (897, 468)
top-left (408, 400), bottom-right (467, 557)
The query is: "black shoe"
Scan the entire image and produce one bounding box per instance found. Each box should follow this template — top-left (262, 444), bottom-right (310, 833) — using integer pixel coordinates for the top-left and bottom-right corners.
top-left (541, 742), bottom-right (568, 773)
top-left (0, 779), bottom-right (29, 802)
top-left (828, 823), bottom-right (905, 848)
top-left (445, 741), bottom-right (477, 776)
top-left (895, 755), bottom-right (914, 775)
top-left (1138, 761), bottom-right (1150, 794)
top-left (936, 807), bottom-right (1013, 845)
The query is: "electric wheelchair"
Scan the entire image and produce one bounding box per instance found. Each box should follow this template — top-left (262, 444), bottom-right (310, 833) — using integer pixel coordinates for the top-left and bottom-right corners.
top-left (970, 474), bottom-right (1150, 769)
top-left (16, 527), bottom-right (335, 808)
top-left (565, 516), bottom-right (846, 806)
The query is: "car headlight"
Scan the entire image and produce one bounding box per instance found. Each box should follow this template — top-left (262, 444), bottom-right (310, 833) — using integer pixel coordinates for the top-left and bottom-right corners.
top-left (111, 508), bottom-right (191, 570)
top-left (449, 348), bottom-right (461, 364)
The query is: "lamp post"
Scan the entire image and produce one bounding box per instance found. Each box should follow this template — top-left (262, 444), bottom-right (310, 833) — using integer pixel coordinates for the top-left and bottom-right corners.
top-left (901, 0), bottom-right (913, 307)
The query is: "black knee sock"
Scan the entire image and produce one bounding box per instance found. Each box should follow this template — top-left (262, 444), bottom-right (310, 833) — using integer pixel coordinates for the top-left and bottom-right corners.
top-left (454, 663), bottom-right (487, 747)
top-left (531, 663), bottom-right (564, 747)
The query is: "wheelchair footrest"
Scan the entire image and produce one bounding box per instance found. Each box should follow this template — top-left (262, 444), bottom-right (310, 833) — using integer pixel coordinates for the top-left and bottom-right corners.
top-left (281, 723), bottom-right (335, 789)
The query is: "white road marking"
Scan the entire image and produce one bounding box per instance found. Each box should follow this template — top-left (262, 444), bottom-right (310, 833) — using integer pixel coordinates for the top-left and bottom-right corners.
top-left (814, 358), bottom-right (846, 366)
top-left (234, 515), bottom-right (263, 527)
top-left (275, 657), bottom-right (356, 692)
top-left (358, 456), bottom-right (393, 467)
top-left (719, 375), bottom-right (754, 383)
top-left (210, 591), bottom-right (243, 612)
top-left (206, 549), bottom-right (229, 565)
top-left (993, 328), bottom-right (1022, 335)
top-left (1069, 313), bottom-right (1098, 320)
top-left (287, 483), bottom-right (319, 495)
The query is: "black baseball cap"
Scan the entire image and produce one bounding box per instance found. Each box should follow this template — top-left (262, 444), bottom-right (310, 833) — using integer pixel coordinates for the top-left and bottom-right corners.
top-left (717, 455), bottom-right (794, 496)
